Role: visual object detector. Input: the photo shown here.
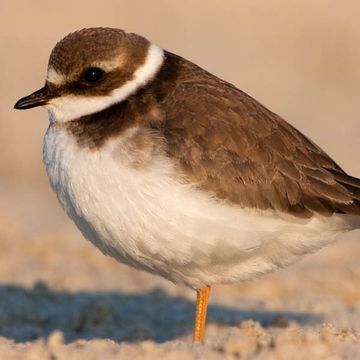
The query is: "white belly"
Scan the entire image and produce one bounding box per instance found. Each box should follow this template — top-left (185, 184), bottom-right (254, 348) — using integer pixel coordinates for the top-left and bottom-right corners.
top-left (43, 125), bottom-right (353, 288)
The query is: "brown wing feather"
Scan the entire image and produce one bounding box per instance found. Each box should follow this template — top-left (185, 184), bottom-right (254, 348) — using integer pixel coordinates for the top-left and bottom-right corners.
top-left (156, 53), bottom-right (360, 218)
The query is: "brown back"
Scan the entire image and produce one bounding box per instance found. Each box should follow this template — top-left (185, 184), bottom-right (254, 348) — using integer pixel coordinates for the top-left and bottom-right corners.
top-left (156, 53), bottom-right (360, 218)
top-left (66, 50), bottom-right (360, 218)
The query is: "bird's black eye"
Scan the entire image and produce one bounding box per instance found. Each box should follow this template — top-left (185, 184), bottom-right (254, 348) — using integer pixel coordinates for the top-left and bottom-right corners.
top-left (82, 67), bottom-right (104, 83)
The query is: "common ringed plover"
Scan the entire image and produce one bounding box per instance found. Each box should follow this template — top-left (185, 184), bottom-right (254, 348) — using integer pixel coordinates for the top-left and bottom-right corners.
top-left (14, 28), bottom-right (360, 342)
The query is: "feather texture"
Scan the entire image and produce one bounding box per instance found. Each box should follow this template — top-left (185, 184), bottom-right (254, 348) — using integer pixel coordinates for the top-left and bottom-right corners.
top-left (64, 51), bottom-right (360, 218)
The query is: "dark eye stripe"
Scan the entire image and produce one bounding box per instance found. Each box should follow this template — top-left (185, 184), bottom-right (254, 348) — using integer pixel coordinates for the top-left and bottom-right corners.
top-left (82, 67), bottom-right (104, 83)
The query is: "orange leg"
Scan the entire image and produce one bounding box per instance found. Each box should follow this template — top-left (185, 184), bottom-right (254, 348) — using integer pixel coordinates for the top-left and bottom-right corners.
top-left (193, 285), bottom-right (211, 342)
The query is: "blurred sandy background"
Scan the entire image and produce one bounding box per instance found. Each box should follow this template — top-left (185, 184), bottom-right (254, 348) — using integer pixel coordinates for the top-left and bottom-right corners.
top-left (0, 1), bottom-right (359, 358)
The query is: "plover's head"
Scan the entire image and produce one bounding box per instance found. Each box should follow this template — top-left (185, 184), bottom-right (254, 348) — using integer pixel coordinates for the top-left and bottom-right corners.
top-left (14, 28), bottom-right (164, 122)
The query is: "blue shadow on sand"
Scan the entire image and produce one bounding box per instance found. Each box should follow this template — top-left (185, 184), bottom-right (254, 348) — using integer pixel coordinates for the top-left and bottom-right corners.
top-left (0, 282), bottom-right (319, 343)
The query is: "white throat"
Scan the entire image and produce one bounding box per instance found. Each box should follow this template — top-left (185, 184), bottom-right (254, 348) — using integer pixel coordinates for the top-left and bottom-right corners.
top-left (46, 43), bottom-right (164, 123)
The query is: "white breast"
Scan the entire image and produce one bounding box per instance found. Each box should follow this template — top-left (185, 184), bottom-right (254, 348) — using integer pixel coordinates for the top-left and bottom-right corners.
top-left (43, 125), bottom-right (353, 288)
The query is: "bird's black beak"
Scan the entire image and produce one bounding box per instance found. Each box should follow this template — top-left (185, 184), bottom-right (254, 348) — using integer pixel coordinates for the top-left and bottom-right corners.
top-left (14, 86), bottom-right (53, 110)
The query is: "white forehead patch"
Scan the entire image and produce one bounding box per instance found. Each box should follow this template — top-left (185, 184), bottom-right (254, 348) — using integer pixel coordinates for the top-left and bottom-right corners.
top-left (46, 66), bottom-right (66, 86)
top-left (46, 57), bottom-right (124, 86)
top-left (46, 43), bottom-right (164, 123)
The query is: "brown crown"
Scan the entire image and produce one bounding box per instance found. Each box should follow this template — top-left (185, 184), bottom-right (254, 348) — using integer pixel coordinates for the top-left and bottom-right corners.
top-left (47, 27), bottom-right (150, 97)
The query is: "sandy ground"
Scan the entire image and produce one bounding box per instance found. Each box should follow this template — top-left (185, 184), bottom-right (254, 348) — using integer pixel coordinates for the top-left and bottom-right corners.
top-left (1, 1), bottom-right (360, 358)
